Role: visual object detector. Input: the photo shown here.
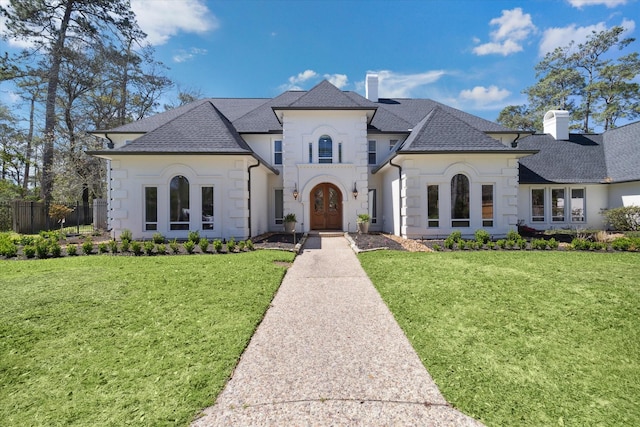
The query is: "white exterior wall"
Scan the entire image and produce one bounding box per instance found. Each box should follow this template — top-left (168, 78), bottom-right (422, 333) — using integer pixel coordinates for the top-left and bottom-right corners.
top-left (518, 184), bottom-right (608, 230)
top-left (107, 154), bottom-right (260, 240)
top-left (608, 181), bottom-right (640, 208)
top-left (378, 154), bottom-right (520, 238)
top-left (280, 110), bottom-right (369, 233)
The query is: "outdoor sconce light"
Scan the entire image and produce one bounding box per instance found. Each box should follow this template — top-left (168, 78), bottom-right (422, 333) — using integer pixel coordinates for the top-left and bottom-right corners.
top-left (293, 183), bottom-right (299, 200)
top-left (352, 182), bottom-right (358, 199)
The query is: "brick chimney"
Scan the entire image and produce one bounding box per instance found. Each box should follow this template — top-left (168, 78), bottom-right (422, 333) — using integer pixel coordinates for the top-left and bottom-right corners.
top-left (543, 110), bottom-right (570, 140)
top-left (365, 74), bottom-right (379, 102)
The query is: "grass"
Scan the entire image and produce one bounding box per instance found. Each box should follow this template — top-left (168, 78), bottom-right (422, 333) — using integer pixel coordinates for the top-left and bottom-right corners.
top-left (359, 251), bottom-right (640, 427)
top-left (0, 251), bottom-right (295, 426)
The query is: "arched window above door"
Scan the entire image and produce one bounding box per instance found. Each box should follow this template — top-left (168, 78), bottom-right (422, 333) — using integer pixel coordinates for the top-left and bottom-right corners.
top-left (451, 173), bottom-right (470, 227)
top-left (318, 135), bottom-right (332, 163)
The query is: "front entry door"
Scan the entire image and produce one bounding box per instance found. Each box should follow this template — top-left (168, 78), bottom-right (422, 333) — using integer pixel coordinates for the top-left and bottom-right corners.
top-left (310, 183), bottom-right (342, 230)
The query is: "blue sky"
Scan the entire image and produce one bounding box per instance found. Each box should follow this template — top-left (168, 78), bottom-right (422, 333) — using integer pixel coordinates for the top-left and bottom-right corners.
top-left (1, 0), bottom-right (638, 124)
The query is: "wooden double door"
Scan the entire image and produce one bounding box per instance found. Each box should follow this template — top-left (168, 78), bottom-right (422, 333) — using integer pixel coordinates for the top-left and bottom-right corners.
top-left (310, 183), bottom-right (343, 230)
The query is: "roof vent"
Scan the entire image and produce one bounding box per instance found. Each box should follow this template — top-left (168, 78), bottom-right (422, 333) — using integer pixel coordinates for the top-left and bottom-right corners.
top-left (366, 73), bottom-right (379, 102)
top-left (543, 110), bottom-right (570, 140)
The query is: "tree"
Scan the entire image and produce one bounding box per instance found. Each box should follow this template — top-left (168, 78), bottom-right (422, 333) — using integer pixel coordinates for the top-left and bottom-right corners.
top-left (498, 26), bottom-right (639, 132)
top-left (0, 0), bottom-right (138, 204)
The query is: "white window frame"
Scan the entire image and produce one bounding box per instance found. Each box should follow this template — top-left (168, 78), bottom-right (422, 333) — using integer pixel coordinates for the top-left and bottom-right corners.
top-left (201, 186), bottom-right (214, 230)
top-left (368, 140), bottom-right (377, 165)
top-left (274, 188), bottom-right (284, 225)
top-left (531, 188), bottom-right (545, 223)
top-left (571, 188), bottom-right (585, 223)
top-left (273, 139), bottom-right (283, 165)
top-left (144, 186), bottom-right (158, 231)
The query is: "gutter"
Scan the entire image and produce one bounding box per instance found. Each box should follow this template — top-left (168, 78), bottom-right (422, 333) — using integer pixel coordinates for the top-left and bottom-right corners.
top-left (105, 133), bottom-right (114, 149)
top-left (389, 157), bottom-right (403, 236)
top-left (247, 160), bottom-right (260, 239)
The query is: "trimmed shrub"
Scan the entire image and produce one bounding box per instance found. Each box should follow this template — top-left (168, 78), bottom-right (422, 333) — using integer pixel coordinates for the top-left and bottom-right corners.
top-left (199, 238), bottom-right (209, 253)
top-left (23, 245), bottom-right (36, 258)
top-left (156, 243), bottom-right (167, 255)
top-left (246, 239), bottom-right (254, 251)
top-left (188, 230), bottom-right (200, 244)
top-left (66, 244), bottom-right (77, 256)
top-left (227, 238), bottom-right (236, 253)
top-left (183, 240), bottom-right (195, 254)
top-left (131, 241), bottom-right (143, 256)
top-left (169, 239), bottom-right (180, 254)
top-left (98, 242), bottom-right (108, 254)
top-left (444, 237), bottom-right (455, 250)
top-left (152, 232), bottom-right (165, 244)
top-left (36, 239), bottom-right (49, 259)
top-left (531, 238), bottom-right (548, 250)
top-left (82, 238), bottom-right (94, 255)
top-left (120, 239), bottom-right (130, 252)
top-left (213, 239), bottom-right (223, 253)
top-left (475, 229), bottom-right (491, 245)
top-left (506, 229), bottom-right (521, 241)
top-left (50, 242), bottom-right (62, 258)
top-left (120, 229), bottom-right (133, 242)
top-left (448, 231), bottom-right (463, 243)
top-left (432, 243), bottom-right (442, 251)
top-left (108, 239), bottom-right (118, 254)
top-left (238, 241), bottom-right (246, 251)
top-left (571, 238), bottom-right (592, 251)
top-left (144, 241), bottom-right (155, 255)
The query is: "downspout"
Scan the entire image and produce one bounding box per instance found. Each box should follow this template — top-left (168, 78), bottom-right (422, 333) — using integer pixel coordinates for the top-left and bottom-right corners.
top-left (105, 133), bottom-right (114, 149)
top-left (389, 157), bottom-right (403, 236)
top-left (247, 159), bottom-right (260, 239)
top-left (511, 132), bottom-right (523, 148)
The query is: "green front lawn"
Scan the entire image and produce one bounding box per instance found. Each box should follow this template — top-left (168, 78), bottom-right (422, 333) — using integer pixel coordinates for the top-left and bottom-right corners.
top-left (0, 252), bottom-right (294, 426)
top-left (360, 251), bottom-right (640, 427)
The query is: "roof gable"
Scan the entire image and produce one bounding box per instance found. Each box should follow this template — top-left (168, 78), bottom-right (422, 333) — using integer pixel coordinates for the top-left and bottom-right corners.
top-left (399, 107), bottom-right (514, 152)
top-left (115, 101), bottom-right (252, 153)
top-left (277, 80), bottom-right (377, 110)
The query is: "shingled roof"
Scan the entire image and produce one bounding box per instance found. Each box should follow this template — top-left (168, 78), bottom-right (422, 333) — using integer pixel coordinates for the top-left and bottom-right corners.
top-left (602, 121), bottom-right (640, 183)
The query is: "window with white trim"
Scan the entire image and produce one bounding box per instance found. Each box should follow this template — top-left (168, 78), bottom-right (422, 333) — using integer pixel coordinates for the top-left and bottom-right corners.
top-left (552, 188), bottom-right (565, 222)
top-left (368, 140), bottom-right (376, 164)
top-left (201, 186), bottom-right (214, 230)
top-left (274, 189), bottom-right (283, 224)
top-left (531, 189), bottom-right (545, 222)
top-left (427, 185), bottom-right (439, 227)
top-left (170, 175), bottom-right (190, 230)
top-left (571, 188), bottom-right (585, 222)
top-left (451, 174), bottom-right (470, 227)
top-left (368, 189), bottom-right (377, 224)
top-left (389, 139), bottom-right (398, 151)
top-left (144, 186), bottom-right (157, 231)
top-left (273, 140), bottom-right (282, 165)
top-left (482, 184), bottom-right (494, 227)
top-left (318, 135), bottom-right (332, 163)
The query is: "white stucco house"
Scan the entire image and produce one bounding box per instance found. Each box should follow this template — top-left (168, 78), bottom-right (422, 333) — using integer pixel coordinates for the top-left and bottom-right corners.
top-left (89, 75), bottom-right (640, 241)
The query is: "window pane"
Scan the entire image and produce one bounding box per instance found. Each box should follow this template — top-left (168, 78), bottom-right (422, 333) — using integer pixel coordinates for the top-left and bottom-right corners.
top-left (308, 142), bottom-right (313, 163)
top-left (318, 135), bottom-right (332, 163)
top-left (552, 188), bottom-right (565, 222)
top-left (451, 174), bottom-right (469, 225)
top-left (314, 187), bottom-right (324, 213)
top-left (427, 185), bottom-right (439, 227)
top-left (571, 188), bottom-right (585, 222)
top-left (202, 186), bottom-right (213, 229)
top-left (532, 189), bottom-right (545, 222)
top-left (274, 140), bottom-right (282, 165)
top-left (368, 140), bottom-right (376, 165)
top-left (482, 184), bottom-right (493, 226)
top-left (338, 142), bottom-right (342, 163)
top-left (275, 189), bottom-right (283, 224)
top-left (145, 187), bottom-right (157, 223)
top-left (368, 189), bottom-right (377, 224)
top-left (389, 139), bottom-right (397, 151)
top-left (170, 176), bottom-right (190, 223)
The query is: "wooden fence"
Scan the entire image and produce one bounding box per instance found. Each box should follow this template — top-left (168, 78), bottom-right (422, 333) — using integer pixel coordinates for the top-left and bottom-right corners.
top-left (1, 199), bottom-right (108, 234)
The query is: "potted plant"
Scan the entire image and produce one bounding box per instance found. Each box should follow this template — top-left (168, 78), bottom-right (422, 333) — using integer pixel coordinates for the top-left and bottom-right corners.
top-left (357, 213), bottom-right (370, 234)
top-left (283, 213), bottom-right (297, 233)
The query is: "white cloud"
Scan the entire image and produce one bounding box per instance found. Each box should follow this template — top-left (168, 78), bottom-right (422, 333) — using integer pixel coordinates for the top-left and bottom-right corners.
top-left (459, 85), bottom-right (511, 105)
top-left (172, 47), bottom-right (208, 63)
top-left (279, 70), bottom-right (319, 90)
top-left (0, 0), bottom-right (37, 48)
top-left (324, 73), bottom-right (348, 89)
top-left (131, 0), bottom-right (218, 45)
top-left (370, 70), bottom-right (446, 98)
top-left (539, 19), bottom-right (635, 55)
top-left (567, 0), bottom-right (627, 8)
top-left (473, 8), bottom-right (536, 56)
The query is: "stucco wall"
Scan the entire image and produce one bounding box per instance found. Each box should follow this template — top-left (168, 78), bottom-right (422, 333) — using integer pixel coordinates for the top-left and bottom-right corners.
top-left (608, 181), bottom-right (640, 208)
top-left (107, 154), bottom-right (264, 240)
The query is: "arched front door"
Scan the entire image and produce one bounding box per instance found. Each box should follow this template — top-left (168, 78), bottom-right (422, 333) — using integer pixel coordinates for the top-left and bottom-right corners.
top-left (310, 183), bottom-right (343, 230)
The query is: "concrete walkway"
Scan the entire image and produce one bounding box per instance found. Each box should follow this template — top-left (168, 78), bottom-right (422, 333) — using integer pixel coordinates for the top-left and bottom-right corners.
top-left (192, 236), bottom-right (484, 426)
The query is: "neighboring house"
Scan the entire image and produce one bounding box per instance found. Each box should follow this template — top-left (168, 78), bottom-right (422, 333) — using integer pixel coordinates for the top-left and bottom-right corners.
top-left (89, 75), bottom-right (640, 241)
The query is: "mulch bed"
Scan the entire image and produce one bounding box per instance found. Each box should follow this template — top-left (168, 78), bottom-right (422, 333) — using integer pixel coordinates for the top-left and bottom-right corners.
top-left (251, 233), bottom-right (304, 251)
top-left (347, 232), bottom-right (407, 251)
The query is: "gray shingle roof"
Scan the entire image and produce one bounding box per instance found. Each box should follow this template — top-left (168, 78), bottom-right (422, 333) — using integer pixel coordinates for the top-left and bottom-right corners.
top-left (517, 133), bottom-right (607, 184)
top-left (398, 107), bottom-right (517, 152)
top-left (115, 101), bottom-right (252, 153)
top-left (275, 80), bottom-right (377, 110)
top-left (602, 121), bottom-right (640, 182)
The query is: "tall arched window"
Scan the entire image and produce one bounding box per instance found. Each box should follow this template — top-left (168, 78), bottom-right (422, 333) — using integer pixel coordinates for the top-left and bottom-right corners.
top-left (170, 175), bottom-right (190, 230)
top-left (318, 135), bottom-right (332, 163)
top-left (451, 174), bottom-right (469, 227)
